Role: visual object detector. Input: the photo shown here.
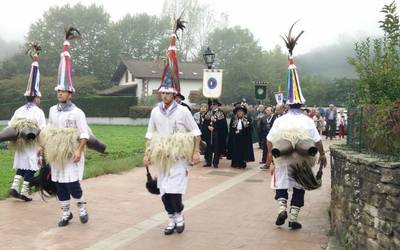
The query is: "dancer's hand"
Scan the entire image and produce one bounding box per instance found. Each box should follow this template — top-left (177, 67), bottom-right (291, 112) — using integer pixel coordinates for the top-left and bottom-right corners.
top-left (143, 155), bottom-right (150, 167)
top-left (73, 149), bottom-right (81, 163)
top-left (192, 151), bottom-right (200, 165)
top-left (318, 154), bottom-right (327, 167)
top-left (269, 163), bottom-right (275, 176)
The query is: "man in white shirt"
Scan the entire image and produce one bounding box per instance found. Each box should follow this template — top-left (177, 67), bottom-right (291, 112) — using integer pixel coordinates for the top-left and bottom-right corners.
top-left (8, 43), bottom-right (46, 201)
top-left (47, 28), bottom-right (90, 227)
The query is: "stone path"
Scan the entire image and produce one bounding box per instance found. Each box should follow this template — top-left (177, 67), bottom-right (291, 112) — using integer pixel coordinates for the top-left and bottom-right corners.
top-left (0, 139), bottom-right (339, 250)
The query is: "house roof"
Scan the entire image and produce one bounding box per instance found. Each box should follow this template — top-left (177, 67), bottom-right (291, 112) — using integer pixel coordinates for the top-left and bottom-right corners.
top-left (111, 59), bottom-right (204, 83)
top-left (98, 84), bottom-right (137, 96)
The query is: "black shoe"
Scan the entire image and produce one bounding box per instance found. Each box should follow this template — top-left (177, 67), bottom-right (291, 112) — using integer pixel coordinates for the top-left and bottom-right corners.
top-left (9, 189), bottom-right (20, 199)
top-left (288, 221), bottom-right (302, 230)
top-left (80, 213), bottom-right (89, 224)
top-left (259, 161), bottom-right (266, 164)
top-left (164, 225), bottom-right (175, 235)
top-left (176, 223), bottom-right (185, 233)
top-left (203, 164), bottom-right (211, 167)
top-left (20, 194), bottom-right (32, 202)
top-left (213, 165), bottom-right (218, 168)
top-left (275, 211), bottom-right (288, 226)
top-left (58, 213), bottom-right (73, 227)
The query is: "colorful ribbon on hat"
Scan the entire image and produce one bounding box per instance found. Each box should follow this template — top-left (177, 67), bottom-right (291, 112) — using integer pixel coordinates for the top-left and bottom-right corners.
top-left (57, 41), bottom-right (75, 92)
top-left (286, 58), bottom-right (305, 104)
top-left (159, 34), bottom-right (180, 93)
top-left (25, 57), bottom-right (41, 97)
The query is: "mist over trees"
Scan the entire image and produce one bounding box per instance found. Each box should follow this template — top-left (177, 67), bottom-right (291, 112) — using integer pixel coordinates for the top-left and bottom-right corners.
top-left (0, 0), bottom-right (367, 107)
top-left (0, 37), bottom-right (20, 61)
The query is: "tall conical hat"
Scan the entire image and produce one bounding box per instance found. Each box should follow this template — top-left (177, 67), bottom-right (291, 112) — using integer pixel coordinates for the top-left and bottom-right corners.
top-left (158, 14), bottom-right (186, 94)
top-left (24, 42), bottom-right (41, 97)
top-left (54, 27), bottom-right (81, 93)
top-left (281, 21), bottom-right (306, 105)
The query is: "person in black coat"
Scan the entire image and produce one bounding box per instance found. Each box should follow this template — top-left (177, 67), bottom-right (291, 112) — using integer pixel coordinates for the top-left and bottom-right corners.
top-left (175, 93), bottom-right (191, 111)
top-left (227, 105), bottom-right (255, 168)
top-left (202, 99), bottom-right (227, 168)
top-left (259, 106), bottom-right (276, 169)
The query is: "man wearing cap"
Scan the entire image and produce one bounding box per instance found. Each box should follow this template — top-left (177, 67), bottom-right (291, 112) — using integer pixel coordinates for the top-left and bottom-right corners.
top-left (202, 99), bottom-right (228, 168)
top-left (227, 104), bottom-right (255, 168)
top-left (46, 28), bottom-right (90, 227)
top-left (8, 43), bottom-right (46, 201)
top-left (143, 17), bottom-right (201, 235)
top-left (175, 93), bottom-right (191, 111)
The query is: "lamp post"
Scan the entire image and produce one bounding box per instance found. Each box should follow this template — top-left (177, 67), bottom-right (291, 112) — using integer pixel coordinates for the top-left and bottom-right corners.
top-left (203, 47), bottom-right (215, 69)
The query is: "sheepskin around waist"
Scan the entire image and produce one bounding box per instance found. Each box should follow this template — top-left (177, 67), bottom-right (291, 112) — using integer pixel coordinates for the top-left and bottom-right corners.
top-left (147, 132), bottom-right (195, 174)
top-left (8, 118), bottom-right (40, 151)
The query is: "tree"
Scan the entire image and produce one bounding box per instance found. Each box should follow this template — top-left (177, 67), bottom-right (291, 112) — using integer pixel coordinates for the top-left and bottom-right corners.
top-left (206, 26), bottom-right (265, 103)
top-left (348, 1), bottom-right (400, 104)
top-left (161, 0), bottom-right (218, 61)
top-left (26, 4), bottom-right (114, 81)
top-left (113, 14), bottom-right (171, 61)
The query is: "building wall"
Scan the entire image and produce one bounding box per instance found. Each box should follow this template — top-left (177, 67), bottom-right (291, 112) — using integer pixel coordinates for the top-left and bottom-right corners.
top-left (147, 79), bottom-right (202, 105)
top-left (118, 69), bottom-right (202, 104)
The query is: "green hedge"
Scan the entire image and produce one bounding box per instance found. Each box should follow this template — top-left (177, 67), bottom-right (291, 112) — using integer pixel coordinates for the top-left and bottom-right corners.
top-left (129, 106), bottom-right (154, 119)
top-left (0, 96), bottom-right (137, 119)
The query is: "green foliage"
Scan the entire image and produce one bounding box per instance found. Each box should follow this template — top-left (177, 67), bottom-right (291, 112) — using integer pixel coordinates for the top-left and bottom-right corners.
top-left (348, 1), bottom-right (400, 104)
top-left (0, 96), bottom-right (137, 119)
top-left (0, 125), bottom-right (146, 199)
top-left (0, 74), bottom-right (100, 103)
top-left (129, 106), bottom-right (154, 119)
top-left (346, 1), bottom-right (400, 158)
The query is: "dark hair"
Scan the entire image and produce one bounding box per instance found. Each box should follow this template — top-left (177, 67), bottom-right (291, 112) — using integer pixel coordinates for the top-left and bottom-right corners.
top-left (26, 96), bottom-right (35, 102)
top-left (289, 103), bottom-right (302, 109)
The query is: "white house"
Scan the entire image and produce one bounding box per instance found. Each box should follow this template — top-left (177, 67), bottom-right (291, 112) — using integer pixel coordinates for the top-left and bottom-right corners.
top-left (99, 59), bottom-right (204, 104)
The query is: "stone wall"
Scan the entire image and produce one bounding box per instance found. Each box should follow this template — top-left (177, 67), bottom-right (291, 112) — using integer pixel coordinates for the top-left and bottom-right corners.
top-left (330, 145), bottom-right (400, 250)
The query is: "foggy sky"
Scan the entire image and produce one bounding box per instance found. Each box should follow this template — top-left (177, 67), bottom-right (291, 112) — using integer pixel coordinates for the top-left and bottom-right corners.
top-left (0, 0), bottom-right (385, 54)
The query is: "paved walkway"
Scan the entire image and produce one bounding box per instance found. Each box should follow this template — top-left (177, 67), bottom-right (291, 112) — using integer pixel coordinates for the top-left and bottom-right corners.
top-left (0, 139), bottom-right (339, 250)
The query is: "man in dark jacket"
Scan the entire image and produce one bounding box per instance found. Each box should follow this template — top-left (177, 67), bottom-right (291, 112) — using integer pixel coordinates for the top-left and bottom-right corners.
top-left (259, 106), bottom-right (276, 169)
top-left (227, 104), bottom-right (255, 168)
top-left (202, 99), bottom-right (227, 168)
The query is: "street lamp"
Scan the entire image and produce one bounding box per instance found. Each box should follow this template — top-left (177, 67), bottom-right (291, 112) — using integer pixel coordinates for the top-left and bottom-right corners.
top-left (203, 47), bottom-right (215, 69)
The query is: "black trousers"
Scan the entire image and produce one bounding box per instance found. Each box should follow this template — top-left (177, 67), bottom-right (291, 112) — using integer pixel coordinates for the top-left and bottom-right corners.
top-left (16, 169), bottom-right (35, 182)
top-left (56, 181), bottom-right (83, 201)
top-left (261, 137), bottom-right (267, 162)
top-left (275, 188), bottom-right (305, 207)
top-left (162, 193), bottom-right (184, 214)
top-left (205, 138), bottom-right (220, 166)
top-left (326, 120), bottom-right (336, 139)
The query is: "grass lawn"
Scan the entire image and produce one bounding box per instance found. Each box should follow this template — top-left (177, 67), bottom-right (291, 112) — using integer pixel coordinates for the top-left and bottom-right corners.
top-left (0, 125), bottom-right (146, 199)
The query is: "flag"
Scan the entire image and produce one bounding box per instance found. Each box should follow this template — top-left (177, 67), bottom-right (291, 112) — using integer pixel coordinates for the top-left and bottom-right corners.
top-left (202, 69), bottom-right (223, 98)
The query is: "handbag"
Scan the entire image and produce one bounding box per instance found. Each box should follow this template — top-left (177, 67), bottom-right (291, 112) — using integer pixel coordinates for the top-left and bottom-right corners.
top-left (145, 166), bottom-right (160, 195)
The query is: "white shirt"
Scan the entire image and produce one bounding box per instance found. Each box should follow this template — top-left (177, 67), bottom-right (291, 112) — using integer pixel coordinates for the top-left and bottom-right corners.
top-left (267, 109), bottom-right (321, 190)
top-left (9, 104), bottom-right (46, 171)
top-left (48, 104), bottom-right (90, 183)
top-left (267, 109), bottom-right (321, 143)
top-left (146, 102), bottom-right (201, 195)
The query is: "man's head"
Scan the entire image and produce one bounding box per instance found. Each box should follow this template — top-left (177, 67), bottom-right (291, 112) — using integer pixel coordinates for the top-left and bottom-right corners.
top-left (26, 96), bottom-right (41, 106)
top-left (57, 90), bottom-right (72, 103)
top-left (236, 109), bottom-right (245, 118)
top-left (275, 104), bottom-right (285, 115)
top-left (329, 104), bottom-right (334, 110)
top-left (160, 92), bottom-right (174, 105)
top-left (265, 106), bottom-right (273, 116)
top-left (200, 103), bottom-right (208, 113)
top-left (289, 103), bottom-right (302, 109)
top-left (175, 93), bottom-right (185, 104)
